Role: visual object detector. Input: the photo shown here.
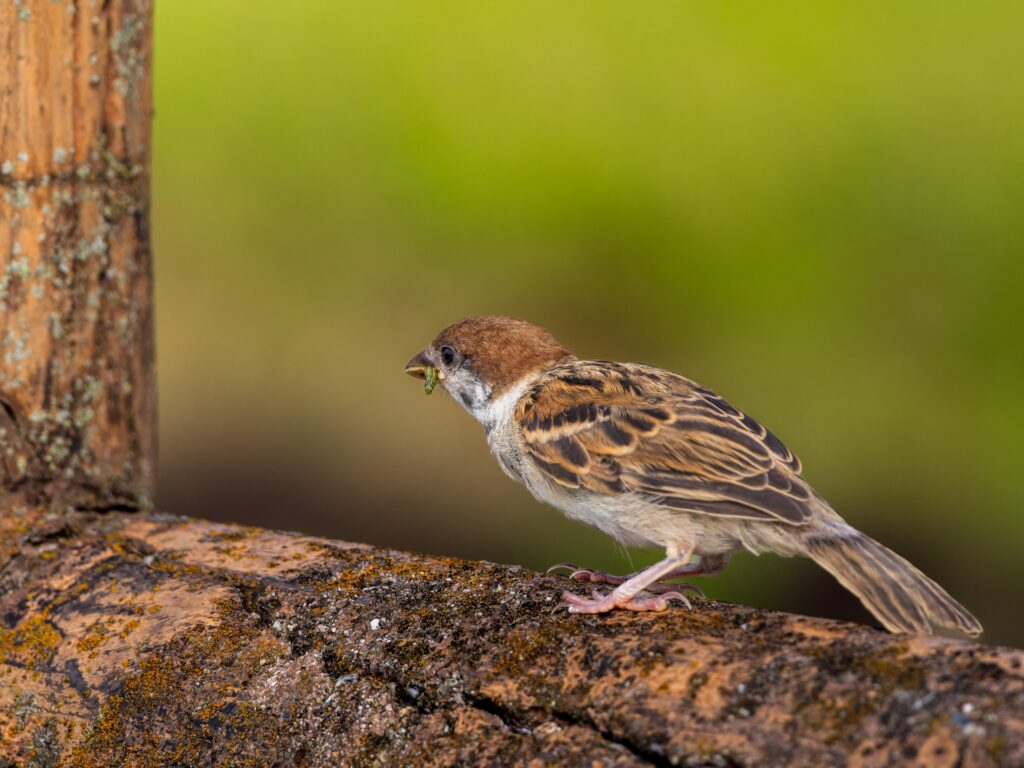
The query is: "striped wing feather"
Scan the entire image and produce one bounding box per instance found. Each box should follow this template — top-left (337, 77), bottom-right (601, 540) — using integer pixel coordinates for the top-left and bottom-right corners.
top-left (516, 362), bottom-right (813, 525)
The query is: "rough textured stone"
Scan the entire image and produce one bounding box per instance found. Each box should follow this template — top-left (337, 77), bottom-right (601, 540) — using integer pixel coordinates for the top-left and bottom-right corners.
top-left (1, 504), bottom-right (1021, 767)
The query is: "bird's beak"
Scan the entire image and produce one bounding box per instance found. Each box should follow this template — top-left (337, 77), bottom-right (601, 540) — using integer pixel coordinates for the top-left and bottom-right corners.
top-left (404, 350), bottom-right (434, 380)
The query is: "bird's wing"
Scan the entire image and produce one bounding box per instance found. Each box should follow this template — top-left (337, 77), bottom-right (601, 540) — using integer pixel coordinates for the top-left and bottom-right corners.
top-left (515, 361), bottom-right (814, 525)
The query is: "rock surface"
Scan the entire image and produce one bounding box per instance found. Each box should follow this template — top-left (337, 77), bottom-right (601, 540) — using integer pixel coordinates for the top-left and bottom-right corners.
top-left (1, 504), bottom-right (1021, 767)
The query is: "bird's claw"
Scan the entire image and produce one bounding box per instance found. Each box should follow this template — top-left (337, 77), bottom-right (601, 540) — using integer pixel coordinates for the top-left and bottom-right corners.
top-left (547, 562), bottom-right (705, 598)
top-left (664, 582), bottom-right (705, 599)
top-left (559, 588), bottom-right (693, 614)
top-left (545, 562), bottom-right (580, 576)
top-left (655, 591), bottom-right (693, 610)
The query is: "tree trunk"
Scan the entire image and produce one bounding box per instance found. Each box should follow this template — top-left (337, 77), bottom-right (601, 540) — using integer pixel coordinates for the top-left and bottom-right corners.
top-left (0, 0), bottom-right (155, 511)
top-left (3, 3), bottom-right (1023, 767)
top-left (1, 508), bottom-right (1022, 767)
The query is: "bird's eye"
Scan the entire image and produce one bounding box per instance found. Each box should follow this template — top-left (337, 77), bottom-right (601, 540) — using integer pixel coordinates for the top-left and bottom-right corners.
top-left (440, 345), bottom-right (457, 366)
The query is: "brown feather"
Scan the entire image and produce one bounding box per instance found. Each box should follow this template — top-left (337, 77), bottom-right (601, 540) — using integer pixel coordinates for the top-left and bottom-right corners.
top-left (807, 532), bottom-right (982, 635)
top-left (517, 361), bottom-right (814, 525)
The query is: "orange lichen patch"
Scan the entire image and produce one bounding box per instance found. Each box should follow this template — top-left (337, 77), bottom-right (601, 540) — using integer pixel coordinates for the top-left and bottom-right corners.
top-left (0, 614), bottom-right (62, 670)
top-left (118, 619), bottom-right (141, 639)
top-left (147, 556), bottom-right (205, 579)
top-left (68, 582), bottom-right (92, 600)
top-left (103, 536), bottom-right (130, 556)
top-left (73, 616), bottom-right (142, 659)
top-left (315, 554), bottom-right (447, 595)
top-left (491, 625), bottom-right (562, 677)
top-left (76, 622), bottom-right (110, 657)
top-left (212, 543), bottom-right (247, 559)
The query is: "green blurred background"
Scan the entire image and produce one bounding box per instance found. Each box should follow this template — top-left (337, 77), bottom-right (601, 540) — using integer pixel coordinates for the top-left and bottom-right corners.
top-left (152, 3), bottom-right (1023, 645)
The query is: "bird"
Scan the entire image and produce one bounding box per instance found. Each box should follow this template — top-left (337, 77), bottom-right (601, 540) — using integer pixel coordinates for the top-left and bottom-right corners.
top-left (404, 316), bottom-right (982, 635)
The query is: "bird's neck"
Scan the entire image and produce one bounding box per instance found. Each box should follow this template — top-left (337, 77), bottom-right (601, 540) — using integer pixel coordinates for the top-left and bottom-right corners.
top-left (477, 374), bottom-right (536, 434)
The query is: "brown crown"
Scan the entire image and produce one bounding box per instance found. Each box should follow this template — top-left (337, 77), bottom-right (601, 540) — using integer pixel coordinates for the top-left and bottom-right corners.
top-left (433, 316), bottom-right (575, 395)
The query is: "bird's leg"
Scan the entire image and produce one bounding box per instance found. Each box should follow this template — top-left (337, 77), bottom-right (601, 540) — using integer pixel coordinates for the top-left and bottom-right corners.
top-left (560, 549), bottom-right (695, 614)
top-left (547, 554), bottom-right (729, 596)
top-left (547, 563), bottom-right (703, 596)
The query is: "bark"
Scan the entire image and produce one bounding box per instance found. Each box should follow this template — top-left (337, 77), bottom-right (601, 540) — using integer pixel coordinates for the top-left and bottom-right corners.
top-left (1, 505), bottom-right (1022, 768)
top-left (0, 0), bottom-right (155, 510)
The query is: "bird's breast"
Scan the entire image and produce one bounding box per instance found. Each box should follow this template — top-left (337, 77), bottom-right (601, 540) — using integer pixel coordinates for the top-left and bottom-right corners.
top-left (487, 419), bottom-right (527, 484)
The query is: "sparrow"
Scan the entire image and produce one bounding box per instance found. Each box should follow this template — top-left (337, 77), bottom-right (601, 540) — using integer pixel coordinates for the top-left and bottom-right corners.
top-left (404, 316), bottom-right (982, 635)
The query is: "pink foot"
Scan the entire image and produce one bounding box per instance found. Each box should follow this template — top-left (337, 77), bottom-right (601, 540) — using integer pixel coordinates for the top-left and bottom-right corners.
top-left (546, 563), bottom-right (705, 597)
top-left (561, 589), bottom-right (692, 614)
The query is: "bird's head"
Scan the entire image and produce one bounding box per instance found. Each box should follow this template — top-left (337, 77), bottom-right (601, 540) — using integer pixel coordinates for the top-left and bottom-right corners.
top-left (405, 316), bottom-right (574, 425)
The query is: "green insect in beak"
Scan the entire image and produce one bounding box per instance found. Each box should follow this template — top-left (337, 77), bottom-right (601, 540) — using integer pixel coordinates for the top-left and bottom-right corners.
top-left (423, 365), bottom-right (439, 395)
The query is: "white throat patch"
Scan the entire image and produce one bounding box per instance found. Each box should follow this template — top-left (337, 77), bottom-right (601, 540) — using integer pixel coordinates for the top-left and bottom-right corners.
top-left (478, 376), bottom-right (534, 432)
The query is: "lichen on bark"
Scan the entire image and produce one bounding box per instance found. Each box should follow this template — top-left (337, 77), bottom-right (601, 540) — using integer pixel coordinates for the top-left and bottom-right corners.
top-left (0, 0), bottom-right (155, 510)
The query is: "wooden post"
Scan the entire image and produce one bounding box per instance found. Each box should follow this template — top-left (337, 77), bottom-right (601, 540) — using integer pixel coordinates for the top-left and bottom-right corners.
top-left (0, 0), bottom-right (155, 510)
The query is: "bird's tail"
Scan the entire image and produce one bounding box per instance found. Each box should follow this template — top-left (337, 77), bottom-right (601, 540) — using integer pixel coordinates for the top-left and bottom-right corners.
top-left (806, 529), bottom-right (982, 636)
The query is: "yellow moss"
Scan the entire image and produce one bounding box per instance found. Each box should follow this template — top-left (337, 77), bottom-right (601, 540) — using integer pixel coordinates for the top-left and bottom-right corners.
top-left (316, 556), bottom-right (440, 595)
top-left (70, 581), bottom-right (91, 598)
top-left (148, 555), bottom-right (204, 579)
top-left (118, 619), bottom-right (141, 640)
top-left (0, 614), bottom-right (62, 670)
top-left (77, 622), bottom-right (110, 657)
top-left (213, 543), bottom-right (248, 559)
top-left (68, 599), bottom-right (288, 768)
top-left (493, 626), bottom-right (560, 676)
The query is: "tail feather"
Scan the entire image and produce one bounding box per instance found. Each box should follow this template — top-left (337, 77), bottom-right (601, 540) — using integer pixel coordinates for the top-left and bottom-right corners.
top-left (807, 531), bottom-right (982, 636)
